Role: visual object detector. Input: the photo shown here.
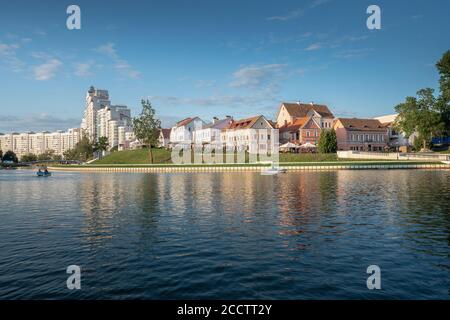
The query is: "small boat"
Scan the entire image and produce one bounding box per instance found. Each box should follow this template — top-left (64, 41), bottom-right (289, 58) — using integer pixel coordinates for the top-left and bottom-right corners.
top-left (261, 167), bottom-right (287, 175)
top-left (37, 171), bottom-right (52, 177)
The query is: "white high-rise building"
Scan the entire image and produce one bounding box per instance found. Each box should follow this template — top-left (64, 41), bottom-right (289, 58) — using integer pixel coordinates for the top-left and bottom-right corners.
top-left (81, 86), bottom-right (133, 150)
top-left (0, 128), bottom-right (81, 159)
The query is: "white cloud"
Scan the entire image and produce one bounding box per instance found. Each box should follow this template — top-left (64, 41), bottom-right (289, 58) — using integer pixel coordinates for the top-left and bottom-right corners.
top-left (0, 41), bottom-right (25, 72)
top-left (95, 42), bottom-right (141, 79)
top-left (267, 9), bottom-right (304, 21)
top-left (33, 59), bottom-right (62, 80)
top-left (310, 0), bottom-right (332, 8)
top-left (74, 61), bottom-right (93, 77)
top-left (230, 64), bottom-right (287, 90)
top-left (0, 114), bottom-right (80, 133)
top-left (305, 43), bottom-right (322, 51)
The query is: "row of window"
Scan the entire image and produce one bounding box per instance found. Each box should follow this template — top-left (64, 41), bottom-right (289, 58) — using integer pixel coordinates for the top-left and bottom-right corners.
top-left (350, 133), bottom-right (384, 142)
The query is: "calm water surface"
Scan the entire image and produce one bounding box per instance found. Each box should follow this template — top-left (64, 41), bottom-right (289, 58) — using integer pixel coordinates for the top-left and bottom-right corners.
top-left (0, 169), bottom-right (449, 299)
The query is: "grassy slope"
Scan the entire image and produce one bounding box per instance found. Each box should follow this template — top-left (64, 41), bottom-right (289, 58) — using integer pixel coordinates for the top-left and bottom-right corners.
top-left (94, 148), bottom-right (172, 164)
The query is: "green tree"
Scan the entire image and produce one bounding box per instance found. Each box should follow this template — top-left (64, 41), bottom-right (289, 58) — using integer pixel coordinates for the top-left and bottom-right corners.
top-left (0, 150), bottom-right (3, 161)
top-left (436, 50), bottom-right (450, 134)
top-left (317, 129), bottom-right (337, 153)
top-left (2, 150), bottom-right (18, 163)
top-left (21, 153), bottom-right (38, 162)
top-left (62, 135), bottom-right (94, 162)
top-left (133, 99), bottom-right (161, 163)
top-left (395, 88), bottom-right (443, 150)
top-left (37, 150), bottom-right (56, 161)
top-left (93, 136), bottom-right (109, 157)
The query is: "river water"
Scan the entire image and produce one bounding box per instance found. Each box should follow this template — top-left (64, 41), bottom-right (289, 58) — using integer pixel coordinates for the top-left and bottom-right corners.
top-left (0, 169), bottom-right (449, 299)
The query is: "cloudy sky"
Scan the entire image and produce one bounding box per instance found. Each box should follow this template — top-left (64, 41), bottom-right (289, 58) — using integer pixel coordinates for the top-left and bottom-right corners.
top-left (0, 0), bottom-right (449, 132)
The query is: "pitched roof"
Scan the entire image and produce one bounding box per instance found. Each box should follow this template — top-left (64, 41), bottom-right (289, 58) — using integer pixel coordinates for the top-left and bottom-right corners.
top-left (335, 118), bottom-right (386, 132)
top-left (160, 128), bottom-right (171, 138)
top-left (281, 102), bottom-right (334, 118)
top-left (226, 116), bottom-right (260, 130)
top-left (175, 117), bottom-right (199, 128)
top-left (279, 117), bottom-right (308, 133)
top-left (203, 117), bottom-right (234, 129)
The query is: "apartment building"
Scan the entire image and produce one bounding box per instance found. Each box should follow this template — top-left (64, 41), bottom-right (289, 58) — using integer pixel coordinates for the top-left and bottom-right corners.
top-left (81, 86), bottom-right (134, 150)
top-left (0, 128), bottom-right (82, 159)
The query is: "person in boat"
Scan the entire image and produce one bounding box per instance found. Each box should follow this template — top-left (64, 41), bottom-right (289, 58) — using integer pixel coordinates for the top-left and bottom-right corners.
top-left (38, 168), bottom-right (42, 173)
top-left (44, 168), bottom-right (49, 174)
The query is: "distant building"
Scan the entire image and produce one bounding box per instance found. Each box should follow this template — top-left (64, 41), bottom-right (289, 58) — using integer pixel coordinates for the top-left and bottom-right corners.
top-left (0, 128), bottom-right (82, 159)
top-left (276, 102), bottom-right (334, 129)
top-left (374, 114), bottom-right (415, 150)
top-left (276, 102), bottom-right (334, 146)
top-left (333, 118), bottom-right (389, 151)
top-left (158, 128), bottom-right (171, 148)
top-left (169, 117), bottom-right (205, 145)
top-left (221, 115), bottom-right (275, 154)
top-left (81, 86), bottom-right (133, 150)
top-left (193, 116), bottom-right (233, 146)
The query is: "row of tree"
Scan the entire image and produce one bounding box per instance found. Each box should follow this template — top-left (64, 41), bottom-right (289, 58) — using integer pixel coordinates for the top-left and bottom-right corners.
top-left (394, 51), bottom-right (450, 150)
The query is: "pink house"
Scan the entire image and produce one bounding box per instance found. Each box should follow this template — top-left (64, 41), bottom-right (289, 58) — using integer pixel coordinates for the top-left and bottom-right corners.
top-left (333, 118), bottom-right (389, 151)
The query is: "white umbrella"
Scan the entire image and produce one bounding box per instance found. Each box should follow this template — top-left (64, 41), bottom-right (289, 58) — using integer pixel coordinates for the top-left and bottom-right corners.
top-left (300, 142), bottom-right (316, 148)
top-left (280, 142), bottom-right (300, 149)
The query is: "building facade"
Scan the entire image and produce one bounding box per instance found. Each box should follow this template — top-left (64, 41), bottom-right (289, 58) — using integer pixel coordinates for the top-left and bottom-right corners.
top-left (277, 102), bottom-right (334, 146)
top-left (169, 117), bottom-right (205, 145)
top-left (221, 115), bottom-right (276, 154)
top-left (333, 118), bottom-right (389, 151)
top-left (81, 86), bottom-right (134, 150)
top-left (374, 114), bottom-right (415, 150)
top-left (0, 128), bottom-right (82, 159)
top-left (193, 117), bottom-right (233, 146)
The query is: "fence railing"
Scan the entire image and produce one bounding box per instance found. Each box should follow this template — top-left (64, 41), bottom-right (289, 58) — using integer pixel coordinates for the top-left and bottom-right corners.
top-left (337, 151), bottom-right (450, 161)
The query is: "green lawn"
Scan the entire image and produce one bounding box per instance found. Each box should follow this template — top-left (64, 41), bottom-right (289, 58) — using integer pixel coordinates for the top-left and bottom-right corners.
top-left (94, 148), bottom-right (172, 164)
top-left (91, 148), bottom-right (436, 166)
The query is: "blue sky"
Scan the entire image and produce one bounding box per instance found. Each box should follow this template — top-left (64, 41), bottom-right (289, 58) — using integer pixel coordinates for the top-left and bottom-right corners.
top-left (0, 0), bottom-right (449, 132)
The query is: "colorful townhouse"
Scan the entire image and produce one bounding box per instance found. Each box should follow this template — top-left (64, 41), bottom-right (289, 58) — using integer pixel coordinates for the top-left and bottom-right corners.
top-left (221, 115), bottom-right (276, 154)
top-left (333, 118), bottom-right (389, 151)
top-left (276, 102), bottom-right (334, 146)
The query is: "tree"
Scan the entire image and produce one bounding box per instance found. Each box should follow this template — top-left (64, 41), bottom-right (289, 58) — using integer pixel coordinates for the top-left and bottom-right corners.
top-left (2, 150), bottom-right (18, 163)
top-left (395, 88), bottom-right (443, 150)
top-left (21, 153), bottom-right (38, 162)
top-left (317, 129), bottom-right (337, 153)
top-left (133, 99), bottom-right (161, 163)
top-left (0, 150), bottom-right (3, 161)
top-left (93, 136), bottom-right (109, 157)
top-left (38, 150), bottom-right (56, 161)
top-left (63, 136), bottom-right (94, 162)
top-left (436, 50), bottom-right (450, 134)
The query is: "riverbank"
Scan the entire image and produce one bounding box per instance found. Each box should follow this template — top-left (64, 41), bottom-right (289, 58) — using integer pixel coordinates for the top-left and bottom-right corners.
top-left (49, 161), bottom-right (450, 172)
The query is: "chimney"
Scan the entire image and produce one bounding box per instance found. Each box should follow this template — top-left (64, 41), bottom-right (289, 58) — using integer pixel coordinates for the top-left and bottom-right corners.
top-left (296, 101), bottom-right (301, 105)
top-left (310, 101), bottom-right (314, 106)
top-left (212, 116), bottom-right (219, 124)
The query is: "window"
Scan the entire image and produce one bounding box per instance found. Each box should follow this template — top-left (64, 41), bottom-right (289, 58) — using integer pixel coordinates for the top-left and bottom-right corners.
top-left (306, 131), bottom-right (310, 137)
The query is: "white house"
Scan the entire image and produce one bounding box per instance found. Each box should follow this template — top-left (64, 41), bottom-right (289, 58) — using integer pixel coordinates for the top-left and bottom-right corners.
top-left (374, 114), bottom-right (416, 150)
top-left (169, 117), bottom-right (205, 145)
top-left (221, 115), bottom-right (276, 154)
top-left (193, 117), bottom-right (233, 145)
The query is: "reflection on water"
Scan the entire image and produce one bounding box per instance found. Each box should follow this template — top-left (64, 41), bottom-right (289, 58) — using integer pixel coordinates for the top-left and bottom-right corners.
top-left (0, 169), bottom-right (449, 299)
